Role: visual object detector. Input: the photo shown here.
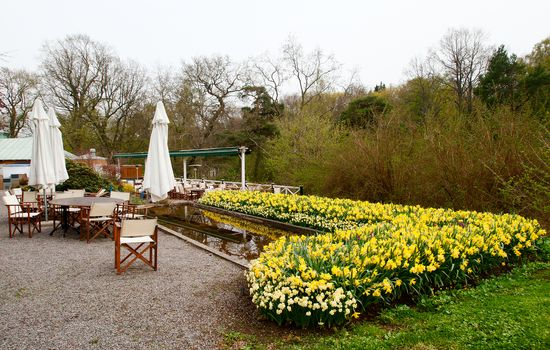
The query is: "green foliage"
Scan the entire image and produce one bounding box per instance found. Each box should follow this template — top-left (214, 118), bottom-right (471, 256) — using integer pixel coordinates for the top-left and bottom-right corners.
top-left (499, 138), bottom-right (550, 228)
top-left (265, 108), bottom-right (345, 193)
top-left (56, 160), bottom-right (112, 192)
top-left (338, 94), bottom-right (390, 129)
top-left (475, 45), bottom-right (526, 110)
top-left (224, 263), bottom-right (550, 350)
top-left (322, 105), bottom-right (548, 227)
top-left (522, 37), bottom-right (550, 121)
top-left (397, 76), bottom-right (451, 123)
top-left (523, 64), bottom-right (550, 121)
top-left (239, 86), bottom-right (282, 180)
top-left (525, 37), bottom-right (550, 68)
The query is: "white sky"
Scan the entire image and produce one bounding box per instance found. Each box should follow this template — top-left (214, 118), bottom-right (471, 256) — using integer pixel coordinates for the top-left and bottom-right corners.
top-left (3, 0), bottom-right (549, 88)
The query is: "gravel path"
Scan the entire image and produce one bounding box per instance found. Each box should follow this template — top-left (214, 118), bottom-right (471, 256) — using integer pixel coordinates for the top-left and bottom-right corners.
top-left (0, 193), bottom-right (264, 349)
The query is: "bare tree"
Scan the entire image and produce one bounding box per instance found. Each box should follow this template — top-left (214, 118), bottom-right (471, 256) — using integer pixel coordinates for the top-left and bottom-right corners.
top-left (248, 55), bottom-right (287, 115)
top-left (42, 35), bottom-right (147, 157)
top-left (42, 34), bottom-right (113, 152)
top-left (182, 55), bottom-right (244, 146)
top-left (152, 66), bottom-right (180, 104)
top-left (0, 67), bottom-right (39, 137)
top-left (282, 38), bottom-right (341, 108)
top-left (94, 60), bottom-right (148, 157)
top-left (152, 67), bottom-right (202, 149)
top-left (429, 28), bottom-right (490, 114)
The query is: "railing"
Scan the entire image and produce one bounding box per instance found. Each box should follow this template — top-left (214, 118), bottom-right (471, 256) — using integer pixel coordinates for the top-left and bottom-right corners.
top-left (180, 178), bottom-right (303, 195)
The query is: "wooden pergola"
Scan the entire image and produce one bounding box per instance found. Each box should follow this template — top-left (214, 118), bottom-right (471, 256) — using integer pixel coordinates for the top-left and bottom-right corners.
top-left (113, 146), bottom-right (251, 190)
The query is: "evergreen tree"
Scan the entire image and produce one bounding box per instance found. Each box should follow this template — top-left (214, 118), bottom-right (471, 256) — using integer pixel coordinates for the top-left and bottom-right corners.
top-left (475, 45), bottom-right (526, 110)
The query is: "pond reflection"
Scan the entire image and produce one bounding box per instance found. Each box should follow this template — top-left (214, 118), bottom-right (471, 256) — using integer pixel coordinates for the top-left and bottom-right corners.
top-left (148, 205), bottom-right (294, 261)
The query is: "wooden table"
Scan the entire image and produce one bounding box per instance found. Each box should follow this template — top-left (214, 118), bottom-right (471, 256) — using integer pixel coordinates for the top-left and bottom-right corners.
top-left (49, 197), bottom-right (125, 236)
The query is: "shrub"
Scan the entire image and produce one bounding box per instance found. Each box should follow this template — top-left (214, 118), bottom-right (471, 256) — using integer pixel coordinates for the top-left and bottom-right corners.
top-left (56, 160), bottom-right (112, 192)
top-left (338, 94), bottom-right (391, 129)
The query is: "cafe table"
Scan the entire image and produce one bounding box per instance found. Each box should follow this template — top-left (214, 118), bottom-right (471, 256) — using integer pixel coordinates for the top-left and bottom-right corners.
top-left (49, 196), bottom-right (125, 236)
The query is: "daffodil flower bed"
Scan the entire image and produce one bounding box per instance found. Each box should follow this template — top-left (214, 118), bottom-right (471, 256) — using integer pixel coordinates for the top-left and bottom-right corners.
top-left (200, 190), bottom-right (403, 231)
top-left (200, 191), bottom-right (546, 327)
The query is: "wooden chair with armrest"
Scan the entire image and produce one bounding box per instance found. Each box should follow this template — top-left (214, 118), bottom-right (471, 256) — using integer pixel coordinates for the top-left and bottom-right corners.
top-left (3, 194), bottom-right (42, 238)
top-left (50, 192), bottom-right (82, 231)
top-left (114, 218), bottom-right (158, 274)
top-left (81, 202), bottom-right (116, 243)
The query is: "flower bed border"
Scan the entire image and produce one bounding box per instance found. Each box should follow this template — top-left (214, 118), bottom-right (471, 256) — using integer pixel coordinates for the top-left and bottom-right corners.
top-left (194, 203), bottom-right (322, 236)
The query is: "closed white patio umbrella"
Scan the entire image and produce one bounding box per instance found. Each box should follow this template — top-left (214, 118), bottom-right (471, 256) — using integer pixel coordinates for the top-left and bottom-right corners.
top-left (143, 101), bottom-right (176, 202)
top-left (28, 99), bottom-right (56, 220)
top-left (48, 108), bottom-right (69, 185)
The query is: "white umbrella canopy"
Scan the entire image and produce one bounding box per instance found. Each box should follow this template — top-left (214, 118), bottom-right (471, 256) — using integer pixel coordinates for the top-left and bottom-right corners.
top-left (28, 99), bottom-right (56, 189)
top-left (48, 108), bottom-right (69, 184)
top-left (143, 101), bottom-right (176, 202)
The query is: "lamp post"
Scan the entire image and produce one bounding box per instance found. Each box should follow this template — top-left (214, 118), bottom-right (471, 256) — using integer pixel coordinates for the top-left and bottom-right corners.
top-left (189, 164), bottom-right (201, 181)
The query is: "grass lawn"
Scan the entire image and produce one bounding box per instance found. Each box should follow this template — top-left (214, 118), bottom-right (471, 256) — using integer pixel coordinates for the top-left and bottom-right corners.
top-left (224, 261), bottom-right (550, 350)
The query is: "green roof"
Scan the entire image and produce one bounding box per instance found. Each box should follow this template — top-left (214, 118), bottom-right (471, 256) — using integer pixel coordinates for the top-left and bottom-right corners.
top-left (0, 137), bottom-right (76, 161)
top-left (113, 146), bottom-right (250, 159)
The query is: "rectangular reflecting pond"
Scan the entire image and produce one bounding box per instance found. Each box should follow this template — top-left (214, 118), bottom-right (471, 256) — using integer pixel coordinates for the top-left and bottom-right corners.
top-left (148, 205), bottom-right (294, 262)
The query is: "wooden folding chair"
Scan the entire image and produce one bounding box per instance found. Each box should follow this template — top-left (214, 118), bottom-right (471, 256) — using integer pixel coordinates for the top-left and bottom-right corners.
top-left (116, 202), bottom-right (147, 220)
top-left (115, 219), bottom-right (158, 274)
top-left (9, 188), bottom-right (23, 202)
top-left (3, 194), bottom-right (42, 238)
top-left (50, 192), bottom-right (82, 231)
top-left (81, 202), bottom-right (116, 243)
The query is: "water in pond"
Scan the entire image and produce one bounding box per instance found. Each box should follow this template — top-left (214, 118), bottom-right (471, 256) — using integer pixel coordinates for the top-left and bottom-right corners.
top-left (148, 205), bottom-right (294, 261)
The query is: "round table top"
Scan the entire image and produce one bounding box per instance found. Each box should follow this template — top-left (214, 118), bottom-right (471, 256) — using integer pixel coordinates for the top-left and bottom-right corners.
top-left (50, 196), bottom-right (126, 207)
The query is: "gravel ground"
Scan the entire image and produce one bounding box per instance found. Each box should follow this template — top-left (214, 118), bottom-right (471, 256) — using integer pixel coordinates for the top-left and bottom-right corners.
top-left (0, 192), bottom-right (266, 349)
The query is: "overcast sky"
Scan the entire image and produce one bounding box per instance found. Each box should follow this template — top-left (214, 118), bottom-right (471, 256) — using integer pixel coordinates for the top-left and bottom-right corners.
top-left (3, 0), bottom-right (549, 88)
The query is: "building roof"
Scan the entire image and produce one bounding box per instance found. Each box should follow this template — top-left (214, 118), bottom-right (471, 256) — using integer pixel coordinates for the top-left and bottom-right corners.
top-left (0, 137), bottom-right (76, 161)
top-left (113, 146), bottom-right (250, 159)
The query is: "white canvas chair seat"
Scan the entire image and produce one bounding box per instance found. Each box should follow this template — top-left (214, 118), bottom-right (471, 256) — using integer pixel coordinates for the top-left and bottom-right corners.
top-left (115, 218), bottom-right (158, 274)
top-left (120, 235), bottom-right (154, 244)
top-left (90, 216), bottom-right (113, 222)
top-left (121, 213), bottom-right (145, 219)
top-left (55, 207), bottom-right (80, 212)
top-left (10, 212), bottom-right (41, 219)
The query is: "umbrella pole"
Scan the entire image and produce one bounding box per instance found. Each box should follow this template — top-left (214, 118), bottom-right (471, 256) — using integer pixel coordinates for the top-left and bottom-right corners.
top-left (43, 188), bottom-right (49, 221)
